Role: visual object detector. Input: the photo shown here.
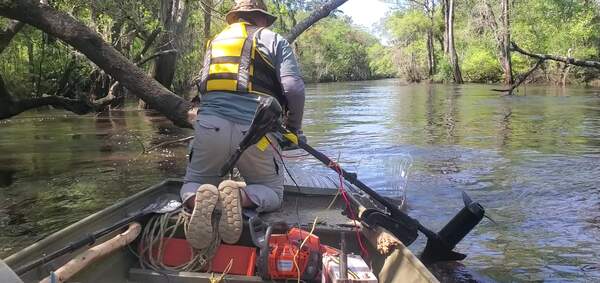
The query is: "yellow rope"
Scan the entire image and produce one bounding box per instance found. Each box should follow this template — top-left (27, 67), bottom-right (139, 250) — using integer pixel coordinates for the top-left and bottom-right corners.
top-left (329, 255), bottom-right (360, 279)
top-left (209, 259), bottom-right (234, 283)
top-left (326, 189), bottom-right (341, 210)
top-left (294, 216), bottom-right (319, 283)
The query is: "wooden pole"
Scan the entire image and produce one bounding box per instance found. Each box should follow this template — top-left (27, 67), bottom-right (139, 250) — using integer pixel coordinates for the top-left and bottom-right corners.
top-left (40, 223), bottom-right (142, 283)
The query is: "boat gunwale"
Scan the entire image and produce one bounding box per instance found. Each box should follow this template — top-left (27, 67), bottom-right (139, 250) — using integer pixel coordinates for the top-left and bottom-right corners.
top-left (3, 179), bottom-right (176, 266)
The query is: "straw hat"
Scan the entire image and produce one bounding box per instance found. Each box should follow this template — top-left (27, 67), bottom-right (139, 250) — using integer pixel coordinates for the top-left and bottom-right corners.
top-left (225, 0), bottom-right (277, 26)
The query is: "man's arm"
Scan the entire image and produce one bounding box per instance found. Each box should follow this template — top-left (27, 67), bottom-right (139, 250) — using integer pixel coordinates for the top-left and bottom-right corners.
top-left (281, 75), bottom-right (305, 131)
top-left (275, 36), bottom-right (305, 132)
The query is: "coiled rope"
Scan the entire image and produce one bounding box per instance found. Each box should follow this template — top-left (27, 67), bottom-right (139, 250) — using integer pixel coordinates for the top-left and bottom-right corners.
top-left (138, 210), bottom-right (221, 272)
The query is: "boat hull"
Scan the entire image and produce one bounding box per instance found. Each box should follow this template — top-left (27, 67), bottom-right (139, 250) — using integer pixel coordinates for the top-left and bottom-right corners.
top-left (4, 179), bottom-right (438, 283)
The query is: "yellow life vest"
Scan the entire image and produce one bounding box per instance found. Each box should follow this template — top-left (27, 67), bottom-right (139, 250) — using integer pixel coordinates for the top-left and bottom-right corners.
top-left (198, 22), bottom-right (286, 106)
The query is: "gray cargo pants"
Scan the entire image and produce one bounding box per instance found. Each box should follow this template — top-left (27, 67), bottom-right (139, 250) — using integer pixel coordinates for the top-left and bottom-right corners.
top-left (181, 114), bottom-right (284, 212)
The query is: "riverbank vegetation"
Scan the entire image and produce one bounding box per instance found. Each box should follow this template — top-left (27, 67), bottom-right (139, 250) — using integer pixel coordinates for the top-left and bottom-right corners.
top-left (0, 0), bottom-right (389, 113)
top-left (1, 0), bottom-right (600, 122)
top-left (384, 0), bottom-right (600, 86)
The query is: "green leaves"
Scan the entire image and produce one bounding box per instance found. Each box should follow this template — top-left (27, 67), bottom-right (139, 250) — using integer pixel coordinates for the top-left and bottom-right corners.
top-left (384, 0), bottom-right (600, 84)
top-left (296, 17), bottom-right (391, 82)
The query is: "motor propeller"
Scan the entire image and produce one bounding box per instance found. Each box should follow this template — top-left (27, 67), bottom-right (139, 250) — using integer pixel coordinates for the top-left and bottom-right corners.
top-left (463, 191), bottom-right (496, 225)
top-left (419, 191), bottom-right (485, 265)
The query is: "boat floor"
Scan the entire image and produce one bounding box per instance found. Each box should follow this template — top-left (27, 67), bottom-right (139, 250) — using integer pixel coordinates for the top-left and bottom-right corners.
top-left (261, 193), bottom-right (352, 228)
top-left (5, 180), bottom-right (438, 283)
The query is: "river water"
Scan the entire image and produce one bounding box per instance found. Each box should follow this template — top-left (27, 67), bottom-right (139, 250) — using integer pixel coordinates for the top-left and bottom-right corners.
top-left (1, 80), bottom-right (600, 281)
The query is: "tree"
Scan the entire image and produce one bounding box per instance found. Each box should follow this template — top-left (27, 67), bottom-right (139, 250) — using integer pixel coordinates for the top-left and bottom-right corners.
top-left (442, 0), bottom-right (448, 53)
top-left (446, 0), bottom-right (463, 83)
top-left (499, 0), bottom-right (512, 84)
top-left (0, 0), bottom-right (350, 125)
top-left (474, 0), bottom-right (513, 84)
top-left (426, 0), bottom-right (436, 77)
top-left (151, 0), bottom-right (190, 89)
top-left (386, 0), bottom-right (437, 78)
top-left (201, 0), bottom-right (212, 49)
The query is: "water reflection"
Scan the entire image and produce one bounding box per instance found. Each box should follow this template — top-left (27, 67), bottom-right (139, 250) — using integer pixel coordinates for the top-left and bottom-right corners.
top-left (0, 81), bottom-right (599, 282)
top-left (0, 168), bottom-right (16, 187)
top-left (303, 81), bottom-right (600, 282)
top-left (0, 110), bottom-right (191, 255)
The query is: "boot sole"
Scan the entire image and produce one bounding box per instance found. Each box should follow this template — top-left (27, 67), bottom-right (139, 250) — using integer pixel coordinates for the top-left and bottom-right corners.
top-left (186, 184), bottom-right (219, 249)
top-left (218, 180), bottom-right (243, 244)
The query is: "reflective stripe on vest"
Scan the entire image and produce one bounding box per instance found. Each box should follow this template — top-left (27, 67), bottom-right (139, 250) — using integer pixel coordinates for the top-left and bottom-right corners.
top-left (199, 22), bottom-right (286, 106)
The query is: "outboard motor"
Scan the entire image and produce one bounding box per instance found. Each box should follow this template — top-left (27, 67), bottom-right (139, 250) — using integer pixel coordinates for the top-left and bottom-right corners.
top-left (420, 192), bottom-right (485, 265)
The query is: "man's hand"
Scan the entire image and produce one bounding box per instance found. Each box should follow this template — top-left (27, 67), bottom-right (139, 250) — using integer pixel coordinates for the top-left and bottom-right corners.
top-left (280, 129), bottom-right (307, 151)
top-left (187, 107), bottom-right (198, 124)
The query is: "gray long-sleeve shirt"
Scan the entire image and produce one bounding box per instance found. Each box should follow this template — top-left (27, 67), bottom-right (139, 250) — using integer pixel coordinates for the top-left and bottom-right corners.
top-left (198, 26), bottom-right (305, 130)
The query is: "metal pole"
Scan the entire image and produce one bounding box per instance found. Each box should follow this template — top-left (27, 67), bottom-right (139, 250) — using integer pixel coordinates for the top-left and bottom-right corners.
top-left (339, 232), bottom-right (348, 280)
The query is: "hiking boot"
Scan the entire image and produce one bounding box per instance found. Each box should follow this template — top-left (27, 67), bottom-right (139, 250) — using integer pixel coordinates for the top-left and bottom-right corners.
top-left (186, 184), bottom-right (219, 249)
top-left (217, 180), bottom-right (244, 244)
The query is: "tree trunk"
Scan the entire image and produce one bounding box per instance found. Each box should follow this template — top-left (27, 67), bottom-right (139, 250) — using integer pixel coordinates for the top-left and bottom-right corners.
top-left (202, 0), bottom-right (212, 47)
top-left (25, 36), bottom-right (36, 86)
top-left (442, 0), bottom-right (449, 54)
top-left (110, 17), bottom-right (126, 52)
top-left (151, 0), bottom-right (189, 90)
top-left (426, 0), bottom-right (436, 77)
top-left (0, 73), bottom-right (96, 119)
top-left (499, 0), bottom-right (513, 84)
top-left (427, 29), bottom-right (434, 77)
top-left (448, 0), bottom-right (463, 83)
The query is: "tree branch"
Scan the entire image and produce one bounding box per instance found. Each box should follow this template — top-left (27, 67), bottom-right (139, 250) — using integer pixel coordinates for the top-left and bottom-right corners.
top-left (492, 59), bottom-right (543, 95)
top-left (145, 135), bottom-right (193, 154)
top-left (284, 0), bottom-right (348, 43)
top-left (132, 26), bottom-right (161, 62)
top-left (0, 73), bottom-right (95, 119)
top-left (91, 81), bottom-right (119, 107)
top-left (0, 0), bottom-right (194, 127)
top-left (137, 49), bottom-right (178, 66)
top-left (0, 20), bottom-right (25, 53)
top-left (511, 42), bottom-right (600, 69)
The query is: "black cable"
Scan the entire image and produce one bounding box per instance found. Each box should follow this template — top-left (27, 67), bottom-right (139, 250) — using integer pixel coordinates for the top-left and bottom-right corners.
top-left (267, 137), bottom-right (302, 227)
top-left (267, 137), bottom-right (302, 191)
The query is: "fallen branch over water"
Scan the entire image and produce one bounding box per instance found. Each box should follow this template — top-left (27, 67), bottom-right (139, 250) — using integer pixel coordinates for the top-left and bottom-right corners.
top-left (493, 42), bottom-right (600, 95)
top-left (511, 42), bottom-right (600, 69)
top-left (492, 59), bottom-right (544, 95)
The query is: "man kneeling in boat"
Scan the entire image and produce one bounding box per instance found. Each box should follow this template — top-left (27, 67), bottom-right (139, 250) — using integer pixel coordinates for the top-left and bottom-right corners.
top-left (180, 0), bottom-right (305, 249)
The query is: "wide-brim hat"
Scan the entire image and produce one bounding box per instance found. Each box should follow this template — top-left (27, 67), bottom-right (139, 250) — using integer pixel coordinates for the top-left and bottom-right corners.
top-left (225, 0), bottom-right (277, 26)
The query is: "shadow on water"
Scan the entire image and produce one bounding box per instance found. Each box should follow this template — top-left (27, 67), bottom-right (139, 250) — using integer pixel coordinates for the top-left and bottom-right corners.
top-left (0, 168), bottom-right (16, 188)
